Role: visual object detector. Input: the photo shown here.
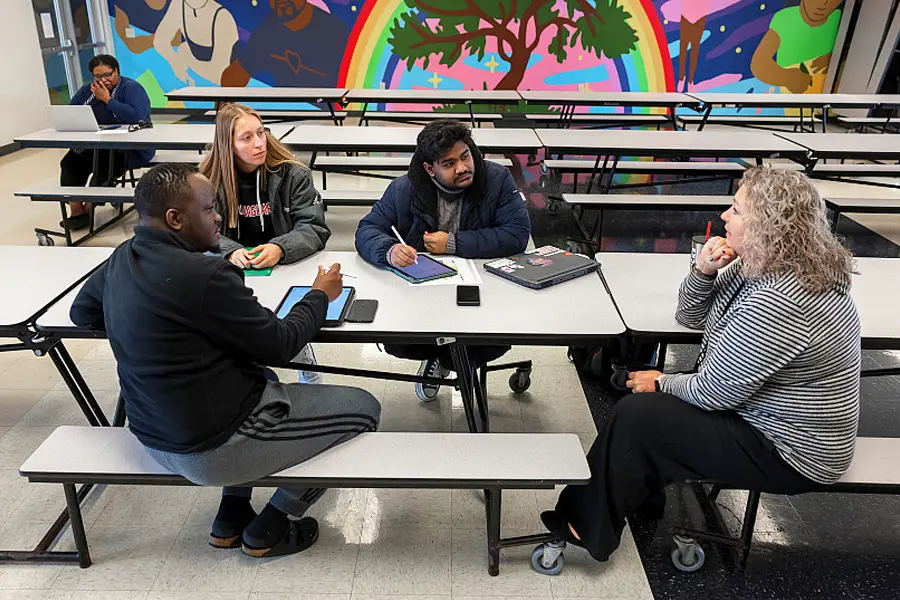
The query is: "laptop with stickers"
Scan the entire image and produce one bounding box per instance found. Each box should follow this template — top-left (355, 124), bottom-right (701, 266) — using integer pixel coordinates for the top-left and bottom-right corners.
top-left (483, 245), bottom-right (599, 289)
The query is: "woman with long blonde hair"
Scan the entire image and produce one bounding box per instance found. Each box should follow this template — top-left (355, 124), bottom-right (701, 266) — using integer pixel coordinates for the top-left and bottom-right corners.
top-left (200, 103), bottom-right (330, 383)
top-left (540, 166), bottom-right (860, 565)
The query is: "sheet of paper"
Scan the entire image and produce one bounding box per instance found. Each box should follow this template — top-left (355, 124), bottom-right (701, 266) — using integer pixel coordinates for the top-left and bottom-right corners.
top-left (409, 257), bottom-right (483, 287)
top-left (95, 129), bottom-right (129, 135)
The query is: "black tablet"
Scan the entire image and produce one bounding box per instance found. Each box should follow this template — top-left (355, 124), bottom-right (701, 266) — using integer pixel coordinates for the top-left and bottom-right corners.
top-left (275, 286), bottom-right (356, 326)
top-left (388, 254), bottom-right (457, 284)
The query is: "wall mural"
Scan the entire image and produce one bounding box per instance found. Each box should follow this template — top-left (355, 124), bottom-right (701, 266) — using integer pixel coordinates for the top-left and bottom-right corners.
top-left (108, 0), bottom-right (845, 113)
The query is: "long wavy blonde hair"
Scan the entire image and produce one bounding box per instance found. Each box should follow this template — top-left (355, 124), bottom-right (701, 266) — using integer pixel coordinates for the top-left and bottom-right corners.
top-left (199, 103), bottom-right (302, 229)
top-left (739, 166), bottom-right (855, 293)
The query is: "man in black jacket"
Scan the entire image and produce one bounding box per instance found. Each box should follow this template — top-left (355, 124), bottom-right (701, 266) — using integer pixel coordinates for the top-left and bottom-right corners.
top-left (71, 163), bottom-right (380, 558)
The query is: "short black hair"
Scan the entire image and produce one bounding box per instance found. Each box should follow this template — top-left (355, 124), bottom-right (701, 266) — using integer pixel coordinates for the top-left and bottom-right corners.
top-left (88, 54), bottom-right (119, 73)
top-left (135, 163), bottom-right (199, 220)
top-left (416, 120), bottom-right (473, 163)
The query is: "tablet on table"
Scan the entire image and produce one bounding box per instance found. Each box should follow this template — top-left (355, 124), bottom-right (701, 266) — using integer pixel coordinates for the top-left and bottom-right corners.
top-left (388, 254), bottom-right (457, 284)
top-left (275, 286), bottom-right (356, 326)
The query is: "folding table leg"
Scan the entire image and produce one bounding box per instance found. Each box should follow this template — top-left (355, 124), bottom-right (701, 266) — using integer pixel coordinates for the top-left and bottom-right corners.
top-left (448, 343), bottom-right (481, 433)
top-left (64, 483), bottom-right (92, 568)
top-left (485, 488), bottom-right (502, 576)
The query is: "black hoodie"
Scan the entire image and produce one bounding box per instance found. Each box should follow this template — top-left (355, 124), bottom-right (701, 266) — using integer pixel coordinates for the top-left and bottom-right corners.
top-left (70, 226), bottom-right (328, 453)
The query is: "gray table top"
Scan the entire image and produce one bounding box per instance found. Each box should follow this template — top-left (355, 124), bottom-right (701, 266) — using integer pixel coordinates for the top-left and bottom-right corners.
top-left (1, 246), bottom-right (112, 330)
top-left (596, 252), bottom-right (900, 346)
top-left (20, 426), bottom-right (590, 486)
top-left (167, 87), bottom-right (349, 102)
top-left (690, 93), bottom-right (900, 109)
top-left (520, 90), bottom-right (699, 107)
top-left (15, 124), bottom-right (294, 151)
top-left (345, 89), bottom-right (522, 104)
top-left (537, 129), bottom-right (808, 159)
top-left (283, 125), bottom-right (542, 154)
top-left (776, 133), bottom-right (900, 160)
top-left (38, 250), bottom-right (624, 344)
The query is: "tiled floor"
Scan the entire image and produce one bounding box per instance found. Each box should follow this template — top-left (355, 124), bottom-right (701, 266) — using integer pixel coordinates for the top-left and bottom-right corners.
top-left (3, 121), bottom-right (900, 599)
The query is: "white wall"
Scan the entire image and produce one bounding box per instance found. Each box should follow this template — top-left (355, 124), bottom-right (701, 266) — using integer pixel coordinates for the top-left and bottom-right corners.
top-left (0, 1), bottom-right (51, 147)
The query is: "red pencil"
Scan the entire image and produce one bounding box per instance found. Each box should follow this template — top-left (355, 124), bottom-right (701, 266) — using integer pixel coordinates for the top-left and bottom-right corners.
top-left (705, 221), bottom-right (712, 242)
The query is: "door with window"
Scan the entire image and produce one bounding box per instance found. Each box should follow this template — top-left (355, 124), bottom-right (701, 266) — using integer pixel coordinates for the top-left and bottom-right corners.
top-left (33, 0), bottom-right (109, 104)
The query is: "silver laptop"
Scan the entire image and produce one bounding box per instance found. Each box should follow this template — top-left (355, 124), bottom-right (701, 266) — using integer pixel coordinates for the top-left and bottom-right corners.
top-left (48, 105), bottom-right (104, 132)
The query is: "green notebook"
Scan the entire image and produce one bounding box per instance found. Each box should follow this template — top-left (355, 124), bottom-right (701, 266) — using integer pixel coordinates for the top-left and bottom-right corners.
top-left (242, 248), bottom-right (273, 277)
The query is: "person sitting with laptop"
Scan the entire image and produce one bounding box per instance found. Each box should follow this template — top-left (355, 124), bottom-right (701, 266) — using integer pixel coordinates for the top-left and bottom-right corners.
top-left (60, 54), bottom-right (152, 231)
top-left (539, 166), bottom-right (860, 565)
top-left (200, 102), bottom-right (330, 383)
top-left (355, 119), bottom-right (531, 401)
top-left (70, 163), bottom-right (380, 557)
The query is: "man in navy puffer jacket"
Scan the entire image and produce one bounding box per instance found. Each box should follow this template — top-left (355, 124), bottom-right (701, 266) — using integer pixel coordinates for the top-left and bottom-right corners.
top-left (355, 119), bottom-right (531, 401)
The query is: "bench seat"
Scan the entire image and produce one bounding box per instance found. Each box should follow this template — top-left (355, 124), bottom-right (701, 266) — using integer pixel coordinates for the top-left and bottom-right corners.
top-left (203, 110), bottom-right (347, 122)
top-left (319, 189), bottom-right (384, 207)
top-left (561, 193), bottom-right (732, 210)
top-left (544, 159), bottom-right (745, 176)
top-left (15, 184), bottom-right (135, 202)
top-left (313, 156), bottom-right (512, 170)
top-left (20, 426), bottom-right (589, 574)
top-left (678, 114), bottom-right (817, 126)
top-left (527, 113), bottom-right (670, 126)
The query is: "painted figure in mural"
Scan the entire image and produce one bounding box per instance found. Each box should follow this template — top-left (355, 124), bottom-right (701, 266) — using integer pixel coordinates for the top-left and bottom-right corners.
top-left (220, 0), bottom-right (349, 88)
top-left (153, 0), bottom-right (239, 85)
top-left (751, 0), bottom-right (844, 94)
top-left (677, 0), bottom-right (709, 92)
top-left (108, 0), bottom-right (173, 54)
top-left (388, 0), bottom-right (638, 90)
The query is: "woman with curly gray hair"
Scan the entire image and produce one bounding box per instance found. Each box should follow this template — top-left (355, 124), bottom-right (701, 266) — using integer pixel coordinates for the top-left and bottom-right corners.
top-left (541, 166), bottom-right (861, 563)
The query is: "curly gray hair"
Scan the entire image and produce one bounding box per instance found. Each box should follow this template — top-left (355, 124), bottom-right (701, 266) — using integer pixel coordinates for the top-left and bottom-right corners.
top-left (738, 166), bottom-right (855, 293)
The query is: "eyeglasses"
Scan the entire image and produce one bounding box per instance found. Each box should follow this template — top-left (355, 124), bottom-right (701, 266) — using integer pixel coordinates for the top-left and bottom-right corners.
top-left (92, 70), bottom-right (116, 81)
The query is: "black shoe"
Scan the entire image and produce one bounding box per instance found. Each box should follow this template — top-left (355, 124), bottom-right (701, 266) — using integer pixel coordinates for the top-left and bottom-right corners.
top-left (242, 516), bottom-right (319, 558)
top-left (59, 214), bottom-right (90, 230)
top-left (540, 510), bottom-right (586, 549)
top-left (209, 497), bottom-right (258, 549)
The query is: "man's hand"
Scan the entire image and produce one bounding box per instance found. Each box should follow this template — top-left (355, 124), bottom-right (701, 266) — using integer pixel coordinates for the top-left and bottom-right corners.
top-left (228, 248), bottom-right (254, 269)
top-left (248, 244), bottom-right (283, 269)
top-left (91, 80), bottom-right (111, 103)
top-left (311, 263), bottom-right (343, 301)
top-left (784, 68), bottom-right (812, 94)
top-left (626, 370), bottom-right (664, 393)
top-left (388, 243), bottom-right (418, 268)
top-left (809, 53), bottom-right (832, 75)
top-left (423, 231), bottom-right (449, 254)
top-left (697, 236), bottom-right (737, 276)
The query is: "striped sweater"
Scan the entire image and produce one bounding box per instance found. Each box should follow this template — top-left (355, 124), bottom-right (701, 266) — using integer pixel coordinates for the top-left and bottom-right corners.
top-left (661, 261), bottom-right (861, 485)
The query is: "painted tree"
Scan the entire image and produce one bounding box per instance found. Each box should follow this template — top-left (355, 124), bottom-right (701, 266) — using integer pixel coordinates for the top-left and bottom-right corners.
top-left (388, 0), bottom-right (639, 90)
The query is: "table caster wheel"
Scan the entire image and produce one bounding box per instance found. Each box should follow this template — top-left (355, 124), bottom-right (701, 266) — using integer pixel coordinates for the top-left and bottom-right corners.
top-left (509, 368), bottom-right (531, 394)
top-left (671, 535), bottom-right (705, 572)
top-left (36, 232), bottom-right (55, 246)
top-left (531, 541), bottom-right (566, 575)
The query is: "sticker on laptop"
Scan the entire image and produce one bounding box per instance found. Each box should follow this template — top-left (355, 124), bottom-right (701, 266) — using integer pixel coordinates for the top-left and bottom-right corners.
top-left (487, 258), bottom-right (514, 268)
top-left (526, 257), bottom-right (553, 267)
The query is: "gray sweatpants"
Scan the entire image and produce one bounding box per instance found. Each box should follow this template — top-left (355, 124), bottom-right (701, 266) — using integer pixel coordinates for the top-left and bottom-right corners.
top-left (144, 381), bottom-right (381, 517)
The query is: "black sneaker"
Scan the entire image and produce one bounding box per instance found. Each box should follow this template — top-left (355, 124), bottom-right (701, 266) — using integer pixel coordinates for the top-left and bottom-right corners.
top-left (209, 498), bottom-right (257, 549)
top-left (59, 214), bottom-right (90, 230)
top-left (415, 357), bottom-right (451, 402)
top-left (242, 516), bottom-right (319, 558)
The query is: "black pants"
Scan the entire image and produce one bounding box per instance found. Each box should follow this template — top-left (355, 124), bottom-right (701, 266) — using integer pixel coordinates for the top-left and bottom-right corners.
top-left (555, 393), bottom-right (818, 561)
top-left (383, 343), bottom-right (510, 370)
top-left (60, 149), bottom-right (128, 187)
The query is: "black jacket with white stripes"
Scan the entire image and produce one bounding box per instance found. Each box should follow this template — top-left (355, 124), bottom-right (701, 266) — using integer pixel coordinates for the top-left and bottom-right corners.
top-left (661, 261), bottom-right (861, 485)
top-left (71, 226), bottom-right (328, 453)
